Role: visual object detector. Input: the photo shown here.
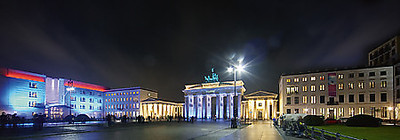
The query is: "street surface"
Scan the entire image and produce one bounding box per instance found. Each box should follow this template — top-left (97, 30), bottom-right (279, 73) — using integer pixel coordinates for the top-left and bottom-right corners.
top-left (3, 120), bottom-right (285, 140)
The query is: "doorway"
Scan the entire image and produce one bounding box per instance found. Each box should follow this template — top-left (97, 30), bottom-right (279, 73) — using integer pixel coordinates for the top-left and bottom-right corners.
top-left (257, 110), bottom-right (263, 120)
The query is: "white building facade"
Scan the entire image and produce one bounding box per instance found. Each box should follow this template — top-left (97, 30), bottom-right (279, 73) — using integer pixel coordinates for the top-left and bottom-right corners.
top-left (279, 66), bottom-right (394, 119)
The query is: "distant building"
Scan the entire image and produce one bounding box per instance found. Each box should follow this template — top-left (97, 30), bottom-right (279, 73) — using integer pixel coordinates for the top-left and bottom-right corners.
top-left (241, 91), bottom-right (278, 120)
top-left (104, 87), bottom-right (158, 118)
top-left (183, 80), bottom-right (245, 119)
top-left (368, 35), bottom-right (400, 66)
top-left (279, 66), bottom-right (394, 119)
top-left (141, 98), bottom-right (183, 119)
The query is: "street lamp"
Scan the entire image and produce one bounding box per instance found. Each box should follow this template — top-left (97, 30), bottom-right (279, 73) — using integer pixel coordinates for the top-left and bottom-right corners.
top-left (227, 63), bottom-right (245, 128)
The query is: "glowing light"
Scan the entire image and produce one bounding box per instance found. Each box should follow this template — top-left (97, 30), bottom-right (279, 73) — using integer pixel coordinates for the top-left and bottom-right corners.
top-left (227, 67), bottom-right (233, 73)
top-left (388, 107), bottom-right (393, 111)
top-left (66, 87), bottom-right (75, 91)
top-left (64, 80), bottom-right (107, 92)
top-left (237, 65), bottom-right (244, 72)
top-left (2, 68), bottom-right (45, 82)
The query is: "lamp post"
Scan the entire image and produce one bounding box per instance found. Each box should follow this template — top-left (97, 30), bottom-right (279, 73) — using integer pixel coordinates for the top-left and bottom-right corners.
top-left (227, 63), bottom-right (244, 128)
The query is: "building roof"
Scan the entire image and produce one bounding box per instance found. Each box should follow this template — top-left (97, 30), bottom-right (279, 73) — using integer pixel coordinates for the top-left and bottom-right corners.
top-left (142, 97), bottom-right (184, 105)
top-left (280, 65), bottom-right (393, 77)
top-left (243, 90), bottom-right (278, 99)
top-left (106, 87), bottom-right (158, 93)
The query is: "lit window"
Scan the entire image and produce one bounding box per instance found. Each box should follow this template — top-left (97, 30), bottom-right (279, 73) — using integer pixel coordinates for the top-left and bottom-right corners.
top-left (310, 85), bottom-right (316, 92)
top-left (294, 78), bottom-right (299, 82)
top-left (338, 74), bottom-right (344, 79)
top-left (286, 87), bottom-right (291, 94)
top-left (302, 96), bottom-right (307, 104)
top-left (338, 108), bottom-right (344, 117)
top-left (286, 79), bottom-right (291, 83)
top-left (28, 101), bottom-right (36, 107)
top-left (381, 81), bottom-right (387, 88)
top-left (358, 107), bottom-right (365, 114)
top-left (348, 83), bottom-right (354, 89)
top-left (319, 76), bottom-right (325, 80)
top-left (29, 82), bottom-right (38, 88)
top-left (319, 84), bottom-right (325, 91)
top-left (311, 76), bottom-right (316, 81)
top-left (29, 92), bottom-right (38, 98)
top-left (320, 108), bottom-right (325, 116)
top-left (338, 83), bottom-right (344, 90)
top-left (349, 108), bottom-right (355, 117)
top-left (358, 82), bottom-right (364, 89)
top-left (294, 86), bottom-right (299, 93)
top-left (302, 77), bottom-right (307, 82)
top-left (302, 86), bottom-right (307, 92)
top-left (311, 96), bottom-right (316, 104)
top-left (369, 81), bottom-right (375, 88)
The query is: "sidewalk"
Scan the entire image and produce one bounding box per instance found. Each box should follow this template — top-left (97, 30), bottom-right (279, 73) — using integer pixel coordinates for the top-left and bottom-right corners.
top-left (222, 120), bottom-right (283, 140)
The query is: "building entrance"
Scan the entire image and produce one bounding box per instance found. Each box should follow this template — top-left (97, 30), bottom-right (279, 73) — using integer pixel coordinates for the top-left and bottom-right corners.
top-left (257, 110), bottom-right (263, 120)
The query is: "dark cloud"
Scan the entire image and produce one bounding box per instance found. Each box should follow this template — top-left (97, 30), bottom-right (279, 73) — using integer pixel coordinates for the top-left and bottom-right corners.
top-left (1, 1), bottom-right (400, 101)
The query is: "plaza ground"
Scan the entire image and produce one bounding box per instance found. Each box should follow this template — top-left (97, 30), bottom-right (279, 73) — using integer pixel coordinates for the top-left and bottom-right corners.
top-left (0, 120), bottom-right (289, 140)
top-left (314, 124), bottom-right (400, 140)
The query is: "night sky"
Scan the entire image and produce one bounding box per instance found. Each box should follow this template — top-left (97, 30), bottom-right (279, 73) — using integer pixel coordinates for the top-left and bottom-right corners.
top-left (1, 1), bottom-right (400, 102)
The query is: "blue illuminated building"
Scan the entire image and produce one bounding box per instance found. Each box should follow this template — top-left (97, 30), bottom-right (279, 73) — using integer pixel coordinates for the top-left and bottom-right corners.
top-left (0, 68), bottom-right (182, 120)
top-left (0, 68), bottom-right (46, 118)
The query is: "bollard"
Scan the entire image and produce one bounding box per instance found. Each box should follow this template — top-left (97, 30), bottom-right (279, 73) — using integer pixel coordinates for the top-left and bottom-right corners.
top-left (336, 132), bottom-right (340, 140)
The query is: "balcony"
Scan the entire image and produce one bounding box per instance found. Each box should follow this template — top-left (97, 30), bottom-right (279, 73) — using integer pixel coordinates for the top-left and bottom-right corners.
top-left (327, 101), bottom-right (339, 105)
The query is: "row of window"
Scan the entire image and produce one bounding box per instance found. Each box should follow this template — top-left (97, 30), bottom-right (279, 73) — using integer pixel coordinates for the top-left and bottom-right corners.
top-left (105, 104), bottom-right (140, 110)
top-left (71, 104), bottom-right (102, 110)
top-left (70, 96), bottom-right (102, 103)
top-left (286, 81), bottom-right (387, 94)
top-left (286, 107), bottom-right (389, 118)
top-left (105, 92), bottom-right (139, 96)
top-left (78, 91), bottom-right (102, 97)
top-left (286, 93), bottom-right (387, 105)
top-left (105, 97), bottom-right (139, 102)
top-left (286, 71), bottom-right (388, 83)
top-left (106, 111), bottom-right (140, 117)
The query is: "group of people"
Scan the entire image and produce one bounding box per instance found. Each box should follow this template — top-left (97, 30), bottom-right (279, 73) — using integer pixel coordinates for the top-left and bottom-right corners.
top-left (0, 112), bottom-right (25, 129)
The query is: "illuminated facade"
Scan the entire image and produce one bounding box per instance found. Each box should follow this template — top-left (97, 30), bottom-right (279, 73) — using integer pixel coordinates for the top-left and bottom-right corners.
top-left (0, 68), bottom-right (183, 120)
top-left (141, 98), bottom-right (183, 119)
top-left (183, 81), bottom-right (245, 119)
top-left (104, 87), bottom-right (158, 118)
top-left (279, 66), bottom-right (394, 119)
top-left (45, 78), bottom-right (106, 119)
top-left (241, 91), bottom-right (278, 120)
top-left (0, 68), bottom-right (46, 118)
